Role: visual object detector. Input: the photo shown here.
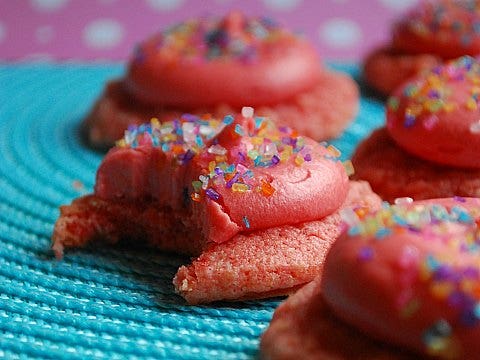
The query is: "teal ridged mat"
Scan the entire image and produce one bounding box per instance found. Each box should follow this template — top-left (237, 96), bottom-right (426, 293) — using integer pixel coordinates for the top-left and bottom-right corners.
top-left (0, 63), bottom-right (384, 359)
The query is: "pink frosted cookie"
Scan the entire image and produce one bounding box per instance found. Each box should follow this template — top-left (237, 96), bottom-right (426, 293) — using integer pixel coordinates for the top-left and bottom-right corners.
top-left (353, 57), bottom-right (480, 201)
top-left (364, 0), bottom-right (480, 96)
top-left (262, 197), bottom-right (480, 359)
top-left (83, 12), bottom-right (358, 149)
top-left (54, 109), bottom-right (381, 303)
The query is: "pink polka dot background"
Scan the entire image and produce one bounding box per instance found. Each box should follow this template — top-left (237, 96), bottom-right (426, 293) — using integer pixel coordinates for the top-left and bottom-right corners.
top-left (0, 0), bottom-right (419, 62)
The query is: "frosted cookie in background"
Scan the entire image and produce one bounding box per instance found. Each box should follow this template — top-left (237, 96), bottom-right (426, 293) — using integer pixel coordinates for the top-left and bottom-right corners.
top-left (261, 197), bottom-right (480, 359)
top-left (353, 56), bottom-right (480, 201)
top-left (364, 0), bottom-right (480, 96)
top-left (82, 12), bottom-right (359, 149)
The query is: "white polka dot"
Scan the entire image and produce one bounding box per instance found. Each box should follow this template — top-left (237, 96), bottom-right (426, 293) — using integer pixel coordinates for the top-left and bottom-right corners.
top-left (0, 22), bottom-right (6, 44)
top-left (83, 19), bottom-right (124, 49)
top-left (30, 0), bottom-right (68, 12)
top-left (35, 25), bottom-right (54, 44)
top-left (262, 0), bottom-right (302, 11)
top-left (319, 18), bottom-right (362, 48)
top-left (146, 0), bottom-right (185, 11)
top-left (378, 0), bottom-right (419, 11)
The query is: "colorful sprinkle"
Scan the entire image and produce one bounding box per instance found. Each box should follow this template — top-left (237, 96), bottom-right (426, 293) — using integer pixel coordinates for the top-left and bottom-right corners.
top-left (190, 192), bottom-right (201, 202)
top-left (394, 197), bottom-right (414, 205)
top-left (358, 246), bottom-right (374, 261)
top-left (260, 179), bottom-right (275, 197)
top-left (387, 96), bottom-right (400, 111)
top-left (339, 207), bottom-right (360, 227)
top-left (400, 298), bottom-right (421, 318)
top-left (205, 188), bottom-right (221, 201)
top-left (423, 319), bottom-right (453, 355)
top-left (342, 160), bottom-right (355, 176)
top-left (294, 155), bottom-right (304, 166)
top-left (243, 215), bottom-right (250, 229)
top-left (327, 144), bottom-right (341, 158)
top-left (207, 144), bottom-right (227, 155)
top-left (241, 106), bottom-right (254, 118)
top-left (422, 114), bottom-right (439, 130)
top-left (470, 121), bottom-right (480, 133)
top-left (235, 123), bottom-right (244, 136)
top-left (232, 183), bottom-right (249, 193)
top-left (223, 114), bottom-right (234, 125)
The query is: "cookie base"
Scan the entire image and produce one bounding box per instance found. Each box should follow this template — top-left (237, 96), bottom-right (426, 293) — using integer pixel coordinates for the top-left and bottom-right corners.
top-left (351, 128), bottom-right (480, 202)
top-left (260, 276), bottom-right (416, 360)
top-left (52, 181), bottom-right (380, 304)
top-left (82, 70), bottom-right (359, 149)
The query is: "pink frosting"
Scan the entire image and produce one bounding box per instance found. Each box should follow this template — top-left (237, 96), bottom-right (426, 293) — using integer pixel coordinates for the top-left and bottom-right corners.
top-left (124, 12), bottom-right (322, 108)
top-left (95, 112), bottom-right (348, 244)
top-left (322, 197), bottom-right (480, 359)
top-left (387, 56), bottom-right (480, 169)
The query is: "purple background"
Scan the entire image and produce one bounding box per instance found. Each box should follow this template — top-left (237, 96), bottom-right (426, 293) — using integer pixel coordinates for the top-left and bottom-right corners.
top-left (0, 0), bottom-right (420, 62)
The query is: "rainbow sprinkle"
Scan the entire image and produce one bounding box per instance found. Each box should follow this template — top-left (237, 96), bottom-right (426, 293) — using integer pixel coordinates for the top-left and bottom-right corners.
top-left (116, 113), bottom-right (225, 160)
top-left (387, 56), bottom-right (480, 130)
top-left (343, 199), bottom-right (479, 239)
top-left (134, 12), bottom-right (297, 64)
top-left (117, 108), bottom-right (342, 204)
top-left (242, 216), bottom-right (251, 229)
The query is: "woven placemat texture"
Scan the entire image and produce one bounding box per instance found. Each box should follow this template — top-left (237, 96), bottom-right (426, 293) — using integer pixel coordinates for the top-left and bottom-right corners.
top-left (0, 63), bottom-right (384, 359)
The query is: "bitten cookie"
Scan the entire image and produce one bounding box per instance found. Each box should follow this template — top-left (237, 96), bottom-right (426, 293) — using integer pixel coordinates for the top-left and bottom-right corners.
top-left (54, 109), bottom-right (380, 303)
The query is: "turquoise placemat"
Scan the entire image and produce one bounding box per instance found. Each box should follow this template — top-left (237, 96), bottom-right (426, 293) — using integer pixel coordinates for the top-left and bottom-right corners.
top-left (0, 63), bottom-right (384, 359)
